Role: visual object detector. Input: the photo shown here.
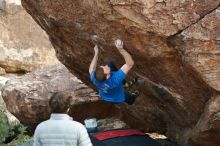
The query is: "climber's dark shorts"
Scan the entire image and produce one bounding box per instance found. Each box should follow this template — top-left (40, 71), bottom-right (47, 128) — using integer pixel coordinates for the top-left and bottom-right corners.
top-left (107, 91), bottom-right (136, 105)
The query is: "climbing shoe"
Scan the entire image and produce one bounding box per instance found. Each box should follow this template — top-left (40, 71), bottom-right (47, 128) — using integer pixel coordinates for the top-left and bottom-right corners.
top-left (131, 90), bottom-right (140, 98)
top-left (124, 77), bottom-right (144, 88)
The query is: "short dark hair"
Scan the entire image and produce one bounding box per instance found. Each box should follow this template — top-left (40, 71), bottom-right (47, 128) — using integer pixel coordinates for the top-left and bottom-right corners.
top-left (49, 92), bottom-right (71, 113)
top-left (94, 67), bottom-right (107, 82)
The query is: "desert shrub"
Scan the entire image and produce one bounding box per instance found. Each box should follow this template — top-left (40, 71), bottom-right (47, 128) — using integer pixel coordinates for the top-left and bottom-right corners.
top-left (14, 125), bottom-right (32, 145)
top-left (0, 108), bottom-right (10, 144)
top-left (0, 105), bottom-right (31, 145)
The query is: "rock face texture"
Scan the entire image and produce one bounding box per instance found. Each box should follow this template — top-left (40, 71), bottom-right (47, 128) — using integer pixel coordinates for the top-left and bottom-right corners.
top-left (0, 0), bottom-right (59, 73)
top-left (12, 0), bottom-right (220, 146)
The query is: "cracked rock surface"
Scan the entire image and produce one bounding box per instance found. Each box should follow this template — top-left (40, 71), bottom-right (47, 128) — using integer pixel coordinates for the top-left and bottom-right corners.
top-left (0, 1), bottom-right (59, 73)
top-left (7, 0), bottom-right (220, 145)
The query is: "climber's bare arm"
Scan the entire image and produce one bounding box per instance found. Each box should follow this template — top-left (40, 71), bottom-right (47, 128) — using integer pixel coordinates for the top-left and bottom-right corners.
top-left (115, 39), bottom-right (134, 74)
top-left (89, 45), bottom-right (99, 74)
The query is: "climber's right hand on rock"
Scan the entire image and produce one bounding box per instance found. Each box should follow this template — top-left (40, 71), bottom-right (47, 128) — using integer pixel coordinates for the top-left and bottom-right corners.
top-left (115, 39), bottom-right (124, 51)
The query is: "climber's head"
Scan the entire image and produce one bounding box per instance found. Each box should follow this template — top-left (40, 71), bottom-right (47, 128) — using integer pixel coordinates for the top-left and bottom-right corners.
top-left (49, 92), bottom-right (72, 113)
top-left (94, 65), bottom-right (110, 82)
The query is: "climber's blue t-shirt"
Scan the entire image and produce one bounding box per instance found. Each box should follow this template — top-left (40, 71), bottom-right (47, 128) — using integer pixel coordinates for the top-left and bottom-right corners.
top-left (90, 69), bottom-right (126, 103)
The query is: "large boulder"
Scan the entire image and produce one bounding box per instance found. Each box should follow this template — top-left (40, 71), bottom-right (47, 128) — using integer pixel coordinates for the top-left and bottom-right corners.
top-left (0, 0), bottom-right (59, 73)
top-left (9, 0), bottom-right (220, 145)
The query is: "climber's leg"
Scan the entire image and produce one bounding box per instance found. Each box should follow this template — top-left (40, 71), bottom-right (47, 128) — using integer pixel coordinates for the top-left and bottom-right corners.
top-left (124, 77), bottom-right (144, 88)
top-left (124, 90), bottom-right (140, 105)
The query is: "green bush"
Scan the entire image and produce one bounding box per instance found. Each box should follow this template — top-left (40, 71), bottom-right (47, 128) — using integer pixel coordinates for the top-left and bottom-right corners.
top-left (14, 126), bottom-right (32, 145)
top-left (0, 105), bottom-right (31, 145)
top-left (0, 108), bottom-right (10, 145)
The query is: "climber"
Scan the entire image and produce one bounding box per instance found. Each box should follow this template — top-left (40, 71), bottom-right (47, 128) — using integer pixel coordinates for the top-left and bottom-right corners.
top-left (89, 39), bottom-right (140, 105)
